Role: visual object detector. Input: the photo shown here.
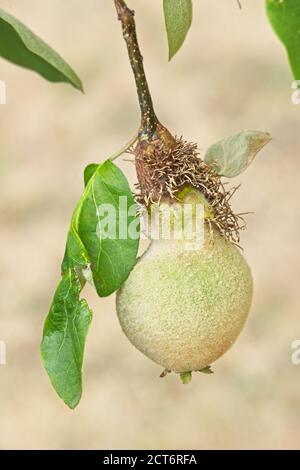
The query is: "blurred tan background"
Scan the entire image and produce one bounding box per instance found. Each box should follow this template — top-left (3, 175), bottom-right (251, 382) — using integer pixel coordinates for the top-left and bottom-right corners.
top-left (0, 0), bottom-right (300, 450)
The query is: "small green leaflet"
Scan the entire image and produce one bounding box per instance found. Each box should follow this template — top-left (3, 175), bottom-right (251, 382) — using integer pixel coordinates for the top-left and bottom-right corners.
top-left (41, 160), bottom-right (140, 408)
top-left (163, 0), bottom-right (193, 60)
top-left (0, 8), bottom-right (83, 91)
top-left (266, 0), bottom-right (300, 81)
top-left (204, 130), bottom-right (272, 178)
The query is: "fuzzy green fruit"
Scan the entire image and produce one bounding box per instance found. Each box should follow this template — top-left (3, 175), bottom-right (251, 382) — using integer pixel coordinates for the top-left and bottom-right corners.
top-left (116, 190), bottom-right (253, 374)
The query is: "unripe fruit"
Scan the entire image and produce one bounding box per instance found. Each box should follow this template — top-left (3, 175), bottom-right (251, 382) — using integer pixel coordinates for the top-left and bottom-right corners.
top-left (116, 189), bottom-right (253, 375)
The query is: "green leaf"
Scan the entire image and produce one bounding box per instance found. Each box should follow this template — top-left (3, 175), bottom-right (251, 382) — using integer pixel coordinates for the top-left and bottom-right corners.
top-left (77, 160), bottom-right (140, 297)
top-left (163, 0), bottom-right (193, 60)
top-left (41, 160), bottom-right (139, 407)
top-left (0, 8), bottom-right (83, 91)
top-left (266, 0), bottom-right (300, 80)
top-left (42, 204), bottom-right (91, 409)
top-left (204, 130), bottom-right (272, 178)
top-left (41, 269), bottom-right (92, 409)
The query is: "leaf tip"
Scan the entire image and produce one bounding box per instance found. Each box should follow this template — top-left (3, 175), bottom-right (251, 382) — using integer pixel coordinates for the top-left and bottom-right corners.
top-left (78, 81), bottom-right (85, 94)
top-left (65, 396), bottom-right (81, 410)
top-left (73, 76), bottom-right (84, 93)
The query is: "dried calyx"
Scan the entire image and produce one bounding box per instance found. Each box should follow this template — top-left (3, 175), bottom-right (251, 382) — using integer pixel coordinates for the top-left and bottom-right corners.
top-left (134, 124), bottom-right (244, 245)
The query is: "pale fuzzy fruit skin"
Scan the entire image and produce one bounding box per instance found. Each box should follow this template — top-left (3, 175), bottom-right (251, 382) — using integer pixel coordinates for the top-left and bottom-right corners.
top-left (116, 191), bottom-right (253, 373)
top-left (117, 232), bottom-right (253, 372)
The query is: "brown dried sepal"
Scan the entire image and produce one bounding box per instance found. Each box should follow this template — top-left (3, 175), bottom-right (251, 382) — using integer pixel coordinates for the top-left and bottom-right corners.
top-left (135, 126), bottom-right (245, 245)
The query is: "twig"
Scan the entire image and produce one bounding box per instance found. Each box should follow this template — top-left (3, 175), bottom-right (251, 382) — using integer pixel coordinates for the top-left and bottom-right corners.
top-left (109, 130), bottom-right (139, 161)
top-left (114, 0), bottom-right (158, 139)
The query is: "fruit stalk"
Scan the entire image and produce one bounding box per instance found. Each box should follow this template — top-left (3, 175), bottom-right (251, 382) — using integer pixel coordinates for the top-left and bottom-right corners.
top-left (114, 0), bottom-right (158, 139)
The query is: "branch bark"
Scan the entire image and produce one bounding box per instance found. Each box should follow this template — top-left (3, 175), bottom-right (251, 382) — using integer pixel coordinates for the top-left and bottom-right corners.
top-left (114, 0), bottom-right (158, 139)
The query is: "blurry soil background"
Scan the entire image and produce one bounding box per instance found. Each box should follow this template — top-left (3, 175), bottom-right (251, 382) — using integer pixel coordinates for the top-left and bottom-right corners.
top-left (0, 0), bottom-right (300, 450)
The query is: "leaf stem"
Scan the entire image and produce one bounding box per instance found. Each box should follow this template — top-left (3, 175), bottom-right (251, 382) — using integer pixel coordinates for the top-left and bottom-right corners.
top-left (114, 0), bottom-right (158, 139)
top-left (109, 130), bottom-right (139, 161)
